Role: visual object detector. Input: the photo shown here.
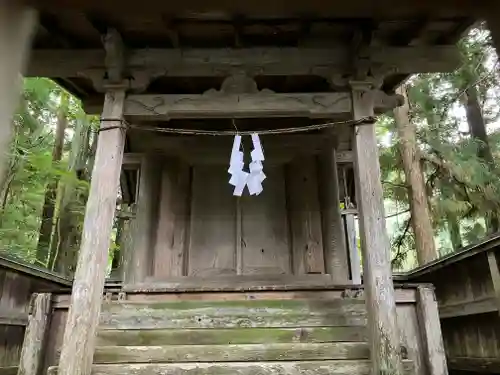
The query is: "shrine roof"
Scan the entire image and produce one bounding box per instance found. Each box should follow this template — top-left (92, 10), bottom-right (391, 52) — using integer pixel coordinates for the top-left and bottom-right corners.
top-left (27, 0), bottom-right (478, 105)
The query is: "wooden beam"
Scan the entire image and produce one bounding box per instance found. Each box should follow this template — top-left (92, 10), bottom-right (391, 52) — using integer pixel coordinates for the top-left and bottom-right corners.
top-left (0, 2), bottom-right (37, 205)
top-left (124, 91), bottom-right (401, 119)
top-left (0, 367), bottom-right (17, 375)
top-left (56, 88), bottom-right (127, 375)
top-left (27, 46), bottom-right (461, 78)
top-left (104, 28), bottom-right (125, 83)
top-left (351, 83), bottom-right (403, 375)
top-left (122, 153), bottom-right (144, 167)
top-left (126, 134), bottom-right (347, 165)
top-left (18, 293), bottom-right (52, 375)
top-left (448, 357), bottom-right (500, 373)
top-left (416, 286), bottom-right (448, 375)
top-left (439, 296), bottom-right (499, 318)
top-left (0, 310), bottom-right (28, 326)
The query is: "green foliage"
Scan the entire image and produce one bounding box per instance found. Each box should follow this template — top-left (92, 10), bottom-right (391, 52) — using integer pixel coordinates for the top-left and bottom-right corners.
top-left (379, 24), bottom-right (500, 269)
top-left (0, 78), bottom-right (90, 266)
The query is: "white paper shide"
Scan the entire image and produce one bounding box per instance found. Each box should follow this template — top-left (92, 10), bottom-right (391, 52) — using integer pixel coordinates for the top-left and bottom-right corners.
top-left (228, 134), bottom-right (266, 196)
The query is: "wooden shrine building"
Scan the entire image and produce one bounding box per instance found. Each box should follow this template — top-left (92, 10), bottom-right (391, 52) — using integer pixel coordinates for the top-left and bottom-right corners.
top-left (2, 1), bottom-right (500, 375)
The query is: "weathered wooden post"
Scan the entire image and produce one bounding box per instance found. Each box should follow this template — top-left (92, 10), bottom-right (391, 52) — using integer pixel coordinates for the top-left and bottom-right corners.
top-left (318, 144), bottom-right (350, 282)
top-left (18, 293), bottom-right (52, 375)
top-left (416, 286), bottom-right (448, 375)
top-left (56, 30), bottom-right (127, 375)
top-left (0, 1), bottom-right (37, 190)
top-left (351, 82), bottom-right (404, 375)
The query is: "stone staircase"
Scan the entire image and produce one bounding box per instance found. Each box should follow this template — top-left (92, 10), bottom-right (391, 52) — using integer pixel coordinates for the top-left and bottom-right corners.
top-left (48, 294), bottom-right (413, 374)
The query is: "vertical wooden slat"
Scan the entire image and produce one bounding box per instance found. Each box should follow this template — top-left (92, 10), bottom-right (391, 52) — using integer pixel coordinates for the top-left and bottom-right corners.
top-left (287, 157), bottom-right (325, 275)
top-left (487, 250), bottom-right (500, 313)
top-left (351, 84), bottom-right (403, 375)
top-left (0, 2), bottom-right (37, 187)
top-left (241, 166), bottom-right (291, 275)
top-left (125, 155), bottom-right (161, 284)
top-left (188, 166), bottom-right (236, 276)
top-left (153, 158), bottom-right (190, 278)
top-left (344, 213), bottom-right (361, 284)
top-left (18, 293), bottom-right (52, 375)
top-left (416, 286), bottom-right (448, 375)
top-left (236, 197), bottom-right (243, 275)
top-left (57, 89), bottom-right (126, 375)
top-left (318, 148), bottom-right (349, 282)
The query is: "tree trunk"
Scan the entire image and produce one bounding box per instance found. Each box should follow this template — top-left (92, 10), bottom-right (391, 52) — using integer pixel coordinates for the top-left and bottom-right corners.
top-left (463, 85), bottom-right (499, 233)
top-left (394, 85), bottom-right (437, 265)
top-left (49, 117), bottom-right (91, 276)
top-left (447, 213), bottom-right (463, 251)
top-left (36, 92), bottom-right (69, 266)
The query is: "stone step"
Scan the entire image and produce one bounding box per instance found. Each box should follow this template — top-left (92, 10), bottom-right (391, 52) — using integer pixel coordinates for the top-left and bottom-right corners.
top-left (48, 360), bottom-right (414, 375)
top-left (100, 299), bottom-right (367, 329)
top-left (97, 326), bottom-right (368, 346)
top-left (93, 342), bottom-right (370, 363)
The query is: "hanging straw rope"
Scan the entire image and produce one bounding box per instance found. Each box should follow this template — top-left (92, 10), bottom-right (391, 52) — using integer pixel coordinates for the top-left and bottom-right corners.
top-left (99, 116), bottom-right (376, 136)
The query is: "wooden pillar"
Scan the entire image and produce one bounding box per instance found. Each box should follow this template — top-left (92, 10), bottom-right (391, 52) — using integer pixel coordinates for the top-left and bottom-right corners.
top-left (0, 1), bottom-right (37, 188)
top-left (57, 89), bottom-right (127, 375)
top-left (123, 155), bottom-right (160, 285)
top-left (18, 293), bottom-right (52, 375)
top-left (351, 83), bottom-right (404, 375)
top-left (416, 286), bottom-right (448, 375)
top-left (318, 147), bottom-right (349, 282)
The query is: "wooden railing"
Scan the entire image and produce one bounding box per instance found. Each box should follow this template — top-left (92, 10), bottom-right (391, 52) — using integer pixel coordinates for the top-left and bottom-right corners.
top-left (403, 234), bottom-right (500, 374)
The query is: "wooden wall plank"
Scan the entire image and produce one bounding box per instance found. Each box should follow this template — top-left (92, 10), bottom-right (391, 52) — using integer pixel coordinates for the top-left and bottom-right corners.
top-left (287, 157), bottom-right (325, 275)
top-left (396, 304), bottom-right (425, 375)
top-left (188, 166), bottom-right (236, 276)
top-left (124, 155), bottom-right (161, 284)
top-left (153, 158), bottom-right (190, 278)
top-left (241, 166), bottom-right (291, 275)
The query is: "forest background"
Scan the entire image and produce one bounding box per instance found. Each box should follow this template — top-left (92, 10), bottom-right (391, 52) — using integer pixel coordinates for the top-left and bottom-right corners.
top-left (1, 23), bottom-right (499, 276)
